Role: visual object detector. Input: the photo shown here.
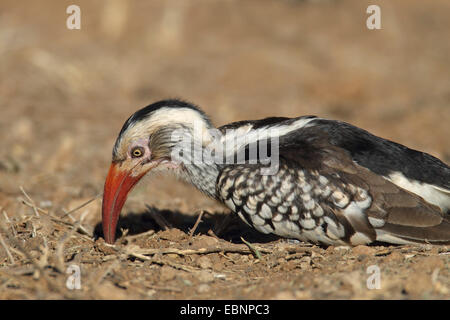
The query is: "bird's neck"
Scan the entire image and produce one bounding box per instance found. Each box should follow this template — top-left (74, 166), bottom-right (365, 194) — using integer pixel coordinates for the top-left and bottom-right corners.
top-left (171, 125), bottom-right (222, 198)
top-left (179, 160), bottom-right (221, 198)
top-left (171, 120), bottom-right (283, 198)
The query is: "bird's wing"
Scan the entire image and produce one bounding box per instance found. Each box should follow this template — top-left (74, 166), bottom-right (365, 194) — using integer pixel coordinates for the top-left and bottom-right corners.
top-left (303, 119), bottom-right (450, 213)
top-left (305, 145), bottom-right (450, 245)
top-left (216, 137), bottom-right (450, 245)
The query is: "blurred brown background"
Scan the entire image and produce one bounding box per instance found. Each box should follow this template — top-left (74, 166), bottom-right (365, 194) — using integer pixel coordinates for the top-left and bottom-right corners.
top-left (0, 0), bottom-right (449, 299)
top-left (1, 0), bottom-right (449, 203)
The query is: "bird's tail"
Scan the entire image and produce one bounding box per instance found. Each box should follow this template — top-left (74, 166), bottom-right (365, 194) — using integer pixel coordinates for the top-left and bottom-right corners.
top-left (375, 216), bottom-right (450, 245)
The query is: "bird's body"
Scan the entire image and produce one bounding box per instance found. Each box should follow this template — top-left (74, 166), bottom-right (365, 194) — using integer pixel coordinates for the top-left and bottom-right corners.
top-left (102, 99), bottom-right (450, 245)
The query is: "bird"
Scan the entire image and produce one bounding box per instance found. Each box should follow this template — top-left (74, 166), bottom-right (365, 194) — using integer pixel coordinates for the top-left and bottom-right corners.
top-left (102, 99), bottom-right (450, 246)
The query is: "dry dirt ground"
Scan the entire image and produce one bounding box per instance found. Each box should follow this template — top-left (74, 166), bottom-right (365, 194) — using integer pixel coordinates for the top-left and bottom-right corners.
top-left (0, 0), bottom-right (449, 299)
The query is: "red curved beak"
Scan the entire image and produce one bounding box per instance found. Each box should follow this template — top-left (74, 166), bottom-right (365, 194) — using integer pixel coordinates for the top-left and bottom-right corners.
top-left (102, 163), bottom-right (145, 244)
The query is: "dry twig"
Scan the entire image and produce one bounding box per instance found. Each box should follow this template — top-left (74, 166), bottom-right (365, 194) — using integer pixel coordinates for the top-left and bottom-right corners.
top-left (19, 186), bottom-right (39, 217)
top-left (0, 224), bottom-right (59, 291)
top-left (240, 237), bottom-right (262, 259)
top-left (145, 204), bottom-right (173, 230)
top-left (19, 192), bottom-right (95, 240)
top-left (125, 229), bottom-right (155, 242)
top-left (61, 194), bottom-right (101, 218)
top-left (144, 284), bottom-right (182, 292)
top-left (55, 222), bottom-right (80, 272)
top-left (189, 210), bottom-right (206, 237)
top-left (2, 210), bottom-right (17, 237)
top-left (124, 243), bottom-right (273, 259)
top-left (0, 231), bottom-right (15, 265)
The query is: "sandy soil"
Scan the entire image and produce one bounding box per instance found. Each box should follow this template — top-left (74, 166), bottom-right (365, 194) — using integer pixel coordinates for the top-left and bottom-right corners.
top-left (0, 0), bottom-right (449, 299)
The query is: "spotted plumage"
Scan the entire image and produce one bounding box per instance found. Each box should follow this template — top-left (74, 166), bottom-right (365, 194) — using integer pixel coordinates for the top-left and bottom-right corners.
top-left (102, 99), bottom-right (450, 245)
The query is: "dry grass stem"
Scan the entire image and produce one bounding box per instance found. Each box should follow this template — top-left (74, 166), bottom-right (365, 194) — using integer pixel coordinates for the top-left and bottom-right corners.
top-left (240, 237), bottom-right (262, 259)
top-left (189, 210), bottom-right (206, 237)
top-left (0, 231), bottom-right (15, 265)
top-left (145, 204), bottom-right (173, 230)
top-left (19, 186), bottom-right (39, 217)
top-left (61, 194), bottom-right (101, 218)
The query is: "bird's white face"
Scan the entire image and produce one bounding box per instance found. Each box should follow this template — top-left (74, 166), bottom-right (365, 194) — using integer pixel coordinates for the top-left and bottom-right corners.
top-left (118, 138), bottom-right (152, 174)
top-left (102, 127), bottom-right (180, 244)
top-left (102, 105), bottom-right (213, 244)
top-left (102, 137), bottom-right (154, 245)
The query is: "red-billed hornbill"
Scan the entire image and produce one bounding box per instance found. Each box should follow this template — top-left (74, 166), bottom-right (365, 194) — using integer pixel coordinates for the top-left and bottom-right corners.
top-left (102, 99), bottom-right (450, 245)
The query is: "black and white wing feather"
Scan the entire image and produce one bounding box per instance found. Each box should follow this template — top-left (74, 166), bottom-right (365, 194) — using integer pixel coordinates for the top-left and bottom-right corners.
top-left (308, 119), bottom-right (450, 213)
top-left (216, 116), bottom-right (450, 245)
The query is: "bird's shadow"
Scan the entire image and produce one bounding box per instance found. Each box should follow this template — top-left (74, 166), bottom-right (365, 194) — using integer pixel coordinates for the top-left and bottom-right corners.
top-left (94, 206), bottom-right (280, 244)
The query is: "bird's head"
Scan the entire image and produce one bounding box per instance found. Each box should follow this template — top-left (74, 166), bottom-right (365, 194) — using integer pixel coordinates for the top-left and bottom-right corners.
top-left (102, 100), bottom-right (213, 244)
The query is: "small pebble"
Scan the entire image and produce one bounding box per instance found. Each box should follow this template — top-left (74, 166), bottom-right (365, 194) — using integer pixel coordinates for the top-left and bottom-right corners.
top-left (197, 256), bottom-right (212, 269)
top-left (197, 270), bottom-right (214, 283)
top-left (159, 266), bottom-right (177, 282)
top-left (197, 284), bottom-right (210, 293)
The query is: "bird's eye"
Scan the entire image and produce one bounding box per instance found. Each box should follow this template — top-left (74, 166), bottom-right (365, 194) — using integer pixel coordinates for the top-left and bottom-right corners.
top-left (131, 146), bottom-right (144, 158)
